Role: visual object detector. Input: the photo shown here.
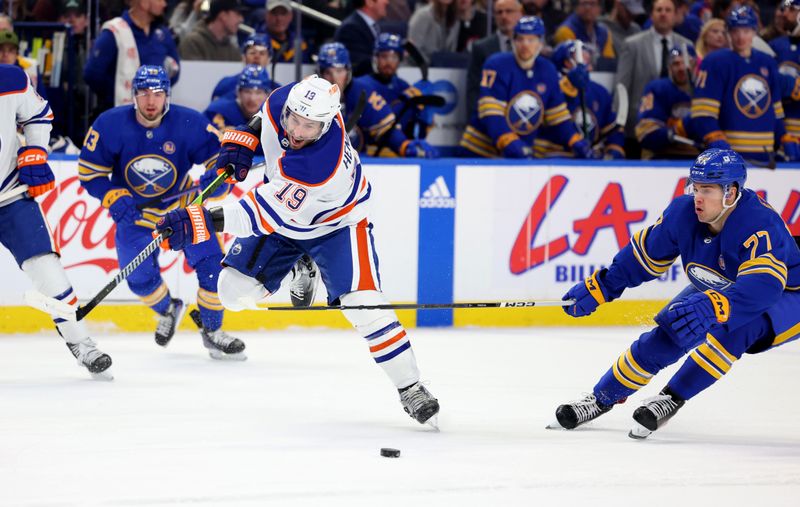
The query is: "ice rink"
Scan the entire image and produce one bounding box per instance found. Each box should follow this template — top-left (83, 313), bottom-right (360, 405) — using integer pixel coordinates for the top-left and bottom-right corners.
top-left (2, 325), bottom-right (799, 506)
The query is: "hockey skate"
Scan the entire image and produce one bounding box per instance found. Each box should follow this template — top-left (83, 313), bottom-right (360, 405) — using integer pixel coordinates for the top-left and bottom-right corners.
top-left (289, 254), bottom-right (319, 307)
top-left (66, 338), bottom-right (113, 380)
top-left (629, 388), bottom-right (685, 439)
top-left (399, 382), bottom-right (440, 429)
top-left (548, 393), bottom-right (613, 430)
top-left (155, 298), bottom-right (186, 347)
top-left (189, 309), bottom-right (247, 360)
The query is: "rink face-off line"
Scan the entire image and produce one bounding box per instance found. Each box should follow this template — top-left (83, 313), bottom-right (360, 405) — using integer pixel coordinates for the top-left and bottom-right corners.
top-left (1, 327), bottom-right (799, 506)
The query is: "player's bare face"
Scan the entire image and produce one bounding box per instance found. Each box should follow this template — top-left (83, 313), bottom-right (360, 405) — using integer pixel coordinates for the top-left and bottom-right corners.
top-left (692, 183), bottom-right (727, 223)
top-left (730, 27), bottom-right (754, 54)
top-left (0, 43), bottom-right (17, 65)
top-left (244, 46), bottom-right (270, 67)
top-left (143, 0), bottom-right (167, 17)
top-left (670, 59), bottom-right (688, 86)
top-left (135, 89), bottom-right (167, 122)
top-left (238, 88), bottom-right (267, 118)
top-left (376, 52), bottom-right (399, 78)
top-left (513, 35), bottom-right (541, 61)
top-left (322, 67), bottom-right (349, 92)
top-left (285, 111), bottom-right (323, 149)
top-left (704, 24), bottom-right (728, 52)
top-left (267, 7), bottom-right (292, 36)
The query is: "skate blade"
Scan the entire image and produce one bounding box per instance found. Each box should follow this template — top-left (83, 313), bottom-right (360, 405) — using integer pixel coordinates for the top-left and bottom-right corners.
top-left (424, 414), bottom-right (440, 431)
top-left (628, 422), bottom-right (652, 440)
top-left (90, 370), bottom-right (114, 381)
top-left (207, 350), bottom-right (247, 361)
top-left (545, 419), bottom-right (564, 430)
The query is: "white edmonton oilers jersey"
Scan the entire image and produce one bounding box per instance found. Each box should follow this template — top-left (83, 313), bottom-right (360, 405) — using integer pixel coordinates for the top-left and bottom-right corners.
top-left (222, 85), bottom-right (371, 241)
top-left (0, 65), bottom-right (53, 202)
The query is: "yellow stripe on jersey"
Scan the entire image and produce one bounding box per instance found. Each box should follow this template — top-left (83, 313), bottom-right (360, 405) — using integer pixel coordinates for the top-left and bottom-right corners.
top-left (544, 103), bottom-right (570, 125)
top-left (691, 98), bottom-right (721, 118)
top-left (612, 348), bottom-right (653, 390)
top-left (459, 126), bottom-right (499, 158)
top-left (773, 321), bottom-right (800, 346)
top-left (367, 114), bottom-right (396, 138)
top-left (630, 226), bottom-right (676, 277)
top-left (635, 119), bottom-right (664, 141)
top-left (477, 97), bottom-right (507, 118)
top-left (198, 288), bottom-right (224, 311)
top-left (141, 282), bottom-right (169, 307)
top-left (689, 349), bottom-right (723, 379)
top-left (774, 101), bottom-right (785, 119)
top-left (737, 255), bottom-right (788, 288)
top-left (77, 159), bottom-right (112, 181)
top-left (497, 132), bottom-right (520, 150)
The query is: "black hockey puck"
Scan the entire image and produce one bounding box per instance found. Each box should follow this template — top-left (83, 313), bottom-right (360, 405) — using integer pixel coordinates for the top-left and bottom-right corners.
top-left (380, 447), bottom-right (401, 458)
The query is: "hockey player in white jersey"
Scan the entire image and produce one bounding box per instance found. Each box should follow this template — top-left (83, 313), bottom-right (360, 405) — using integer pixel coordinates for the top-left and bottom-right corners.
top-left (154, 76), bottom-right (440, 427)
top-left (0, 64), bottom-right (112, 379)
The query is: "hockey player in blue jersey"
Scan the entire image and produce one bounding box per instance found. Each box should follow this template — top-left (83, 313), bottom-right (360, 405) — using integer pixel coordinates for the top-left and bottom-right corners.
top-left (636, 45), bottom-right (700, 159)
top-left (0, 64), bottom-right (112, 379)
top-left (534, 40), bottom-right (624, 159)
top-left (210, 34), bottom-right (280, 102)
top-left (152, 75), bottom-right (441, 427)
top-left (770, 0), bottom-right (800, 140)
top-left (460, 16), bottom-right (597, 159)
top-left (317, 42), bottom-right (437, 158)
top-left (551, 148), bottom-right (800, 438)
top-left (691, 6), bottom-right (800, 163)
top-left (206, 65), bottom-right (271, 131)
top-left (78, 65), bottom-right (246, 360)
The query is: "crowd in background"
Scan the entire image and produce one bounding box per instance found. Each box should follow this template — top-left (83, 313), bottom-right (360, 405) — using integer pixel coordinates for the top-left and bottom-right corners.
top-left (0, 0), bottom-right (797, 162)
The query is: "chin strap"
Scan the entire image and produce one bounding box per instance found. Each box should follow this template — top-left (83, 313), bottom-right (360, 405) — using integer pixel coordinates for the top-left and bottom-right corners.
top-left (707, 184), bottom-right (742, 225)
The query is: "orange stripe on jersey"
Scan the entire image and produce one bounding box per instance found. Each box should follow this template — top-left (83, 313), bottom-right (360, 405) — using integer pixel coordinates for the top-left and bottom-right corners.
top-left (246, 191), bottom-right (275, 234)
top-left (264, 88), bottom-right (280, 131)
top-left (322, 178), bottom-right (366, 223)
top-left (369, 330), bottom-right (407, 353)
top-left (356, 219), bottom-right (376, 291)
top-left (68, 296), bottom-right (78, 305)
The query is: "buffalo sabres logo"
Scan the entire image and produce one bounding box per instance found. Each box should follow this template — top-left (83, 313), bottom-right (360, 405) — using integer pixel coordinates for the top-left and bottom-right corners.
top-left (124, 155), bottom-right (177, 198)
top-left (779, 61), bottom-right (800, 79)
top-left (572, 107), bottom-right (598, 142)
top-left (734, 75), bottom-right (770, 119)
top-left (506, 91), bottom-right (543, 136)
top-left (686, 262), bottom-right (733, 291)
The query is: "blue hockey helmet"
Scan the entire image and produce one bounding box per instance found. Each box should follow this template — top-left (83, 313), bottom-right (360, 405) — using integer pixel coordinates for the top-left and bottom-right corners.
top-left (514, 16), bottom-right (546, 38)
top-left (726, 5), bottom-right (759, 30)
top-left (317, 42), bottom-right (351, 71)
top-left (374, 32), bottom-right (404, 57)
top-left (689, 149), bottom-right (747, 191)
top-left (551, 40), bottom-right (593, 72)
top-left (669, 43), bottom-right (697, 61)
top-left (242, 33), bottom-right (272, 57)
top-left (237, 64), bottom-right (271, 92)
top-left (132, 64), bottom-right (170, 95)
top-left (783, 0), bottom-right (800, 9)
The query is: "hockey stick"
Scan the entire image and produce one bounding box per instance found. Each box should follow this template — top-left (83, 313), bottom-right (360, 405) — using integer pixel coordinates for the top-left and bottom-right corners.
top-left (575, 41), bottom-right (590, 140)
top-left (404, 41), bottom-right (429, 81)
top-left (24, 166), bottom-right (235, 322)
top-left (345, 89), bottom-right (367, 132)
top-left (592, 84), bottom-right (628, 149)
top-left (235, 298), bottom-right (576, 311)
top-left (0, 184), bottom-right (30, 204)
top-left (374, 94), bottom-right (446, 153)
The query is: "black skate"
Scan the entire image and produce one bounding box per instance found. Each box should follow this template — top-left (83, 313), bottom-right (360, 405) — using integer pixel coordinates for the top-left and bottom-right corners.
top-left (155, 298), bottom-right (186, 347)
top-left (289, 254), bottom-right (319, 307)
top-left (66, 338), bottom-right (113, 380)
top-left (399, 382), bottom-right (440, 428)
top-left (549, 393), bottom-right (613, 430)
top-left (629, 388), bottom-right (685, 439)
top-left (189, 309), bottom-right (246, 360)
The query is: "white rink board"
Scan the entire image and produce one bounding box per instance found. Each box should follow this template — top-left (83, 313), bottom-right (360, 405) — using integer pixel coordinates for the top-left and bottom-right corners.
top-left (454, 165), bottom-right (800, 301)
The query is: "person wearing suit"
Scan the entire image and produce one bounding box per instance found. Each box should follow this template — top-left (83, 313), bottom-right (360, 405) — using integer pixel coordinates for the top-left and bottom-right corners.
top-left (616, 0), bottom-right (691, 155)
top-left (335, 0), bottom-right (388, 77)
top-left (465, 0), bottom-right (523, 119)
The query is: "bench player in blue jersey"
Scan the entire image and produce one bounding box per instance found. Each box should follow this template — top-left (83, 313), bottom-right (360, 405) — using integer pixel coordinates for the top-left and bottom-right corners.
top-left (79, 65), bottom-right (245, 360)
top-left (552, 149), bottom-right (800, 438)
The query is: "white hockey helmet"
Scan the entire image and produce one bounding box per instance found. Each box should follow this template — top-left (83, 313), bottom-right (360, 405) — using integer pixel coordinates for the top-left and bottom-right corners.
top-left (280, 75), bottom-right (341, 141)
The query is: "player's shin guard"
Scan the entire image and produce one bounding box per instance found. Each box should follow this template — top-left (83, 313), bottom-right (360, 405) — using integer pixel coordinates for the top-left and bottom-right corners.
top-left (340, 290), bottom-right (420, 389)
top-left (667, 333), bottom-right (739, 400)
top-left (195, 256), bottom-right (224, 330)
top-left (136, 280), bottom-right (171, 315)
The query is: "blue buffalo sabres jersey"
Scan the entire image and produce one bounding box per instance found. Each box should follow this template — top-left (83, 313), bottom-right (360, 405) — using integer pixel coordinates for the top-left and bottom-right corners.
top-left (691, 49), bottom-right (786, 162)
top-left (601, 190), bottom-right (800, 339)
top-left (204, 97), bottom-right (248, 131)
top-left (210, 73), bottom-right (280, 102)
top-left (769, 35), bottom-right (800, 138)
top-left (78, 105), bottom-right (221, 228)
top-left (636, 77), bottom-right (698, 159)
top-left (535, 79), bottom-right (624, 158)
top-left (460, 52), bottom-right (581, 158)
top-left (343, 79), bottom-right (408, 156)
top-left (356, 73), bottom-right (424, 136)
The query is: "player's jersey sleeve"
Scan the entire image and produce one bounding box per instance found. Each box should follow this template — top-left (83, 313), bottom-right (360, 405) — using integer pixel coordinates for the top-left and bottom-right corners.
top-left (636, 81), bottom-right (672, 150)
top-left (601, 197), bottom-right (683, 298)
top-left (188, 112), bottom-right (222, 169)
top-left (691, 54), bottom-right (727, 146)
top-left (78, 113), bottom-right (118, 201)
top-left (356, 84), bottom-right (407, 154)
top-left (541, 66), bottom-right (582, 149)
top-left (15, 71), bottom-right (54, 148)
top-left (597, 86), bottom-right (624, 156)
top-left (477, 56), bottom-right (519, 151)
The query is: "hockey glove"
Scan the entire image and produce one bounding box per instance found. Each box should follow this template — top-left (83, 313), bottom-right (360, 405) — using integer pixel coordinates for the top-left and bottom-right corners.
top-left (103, 188), bottom-right (142, 227)
top-left (402, 139), bottom-right (438, 159)
top-left (659, 290), bottom-right (729, 348)
top-left (781, 135), bottom-right (800, 162)
top-left (17, 146), bottom-right (55, 197)
top-left (566, 64), bottom-right (590, 91)
top-left (572, 139), bottom-right (602, 159)
top-left (562, 269), bottom-right (611, 317)
top-left (605, 147), bottom-right (625, 160)
top-left (199, 168), bottom-right (231, 198)
top-left (502, 139), bottom-right (533, 159)
top-left (216, 126), bottom-right (259, 183)
top-left (155, 205), bottom-right (215, 251)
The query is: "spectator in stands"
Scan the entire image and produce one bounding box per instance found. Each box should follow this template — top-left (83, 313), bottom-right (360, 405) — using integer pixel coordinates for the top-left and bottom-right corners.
top-left (59, 0), bottom-right (88, 35)
top-left (0, 30), bottom-right (46, 95)
top-left (335, 0), bottom-right (388, 76)
top-left (673, 0), bottom-right (703, 42)
top-left (205, 64), bottom-right (271, 130)
top-left (521, 0), bottom-right (566, 45)
top-left (169, 0), bottom-right (204, 42)
top-left (210, 33), bottom-right (279, 101)
top-left (695, 17), bottom-right (728, 65)
top-left (553, 0), bottom-right (616, 60)
top-left (385, 0), bottom-right (411, 23)
top-left (179, 0), bottom-right (243, 61)
top-left (408, 0), bottom-right (460, 62)
top-left (457, 0), bottom-right (488, 52)
top-left (616, 0), bottom-right (691, 155)
top-left (263, 0), bottom-right (312, 64)
top-left (83, 0), bottom-right (180, 112)
top-left (466, 0), bottom-right (523, 119)
top-left (600, 0), bottom-right (644, 58)
top-left (0, 14), bottom-right (11, 32)
top-left (761, 0), bottom-right (794, 42)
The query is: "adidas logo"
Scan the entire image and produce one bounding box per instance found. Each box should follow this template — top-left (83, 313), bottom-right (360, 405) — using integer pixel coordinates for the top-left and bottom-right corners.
top-left (419, 176), bottom-right (455, 209)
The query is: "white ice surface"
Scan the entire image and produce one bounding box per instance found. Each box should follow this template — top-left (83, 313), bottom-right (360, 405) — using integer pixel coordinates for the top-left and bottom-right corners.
top-left (1, 326), bottom-right (799, 506)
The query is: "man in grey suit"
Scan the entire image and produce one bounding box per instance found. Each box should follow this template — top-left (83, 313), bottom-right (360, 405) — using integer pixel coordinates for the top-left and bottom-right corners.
top-left (465, 0), bottom-right (523, 119)
top-left (616, 0), bottom-right (690, 153)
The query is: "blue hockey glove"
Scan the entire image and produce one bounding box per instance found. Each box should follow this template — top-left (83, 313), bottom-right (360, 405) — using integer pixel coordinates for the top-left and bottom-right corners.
top-left (605, 147), bottom-right (625, 160)
top-left (562, 269), bottom-right (611, 317)
top-left (17, 146), bottom-right (55, 197)
top-left (659, 290), bottom-right (729, 347)
top-left (155, 205), bottom-right (215, 251)
top-left (781, 135), bottom-right (800, 162)
top-left (566, 64), bottom-right (590, 91)
top-left (502, 139), bottom-right (533, 159)
top-left (572, 139), bottom-right (602, 159)
top-left (199, 168), bottom-right (231, 198)
top-left (103, 188), bottom-right (142, 227)
top-left (402, 139), bottom-right (438, 159)
top-left (216, 126), bottom-right (259, 182)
